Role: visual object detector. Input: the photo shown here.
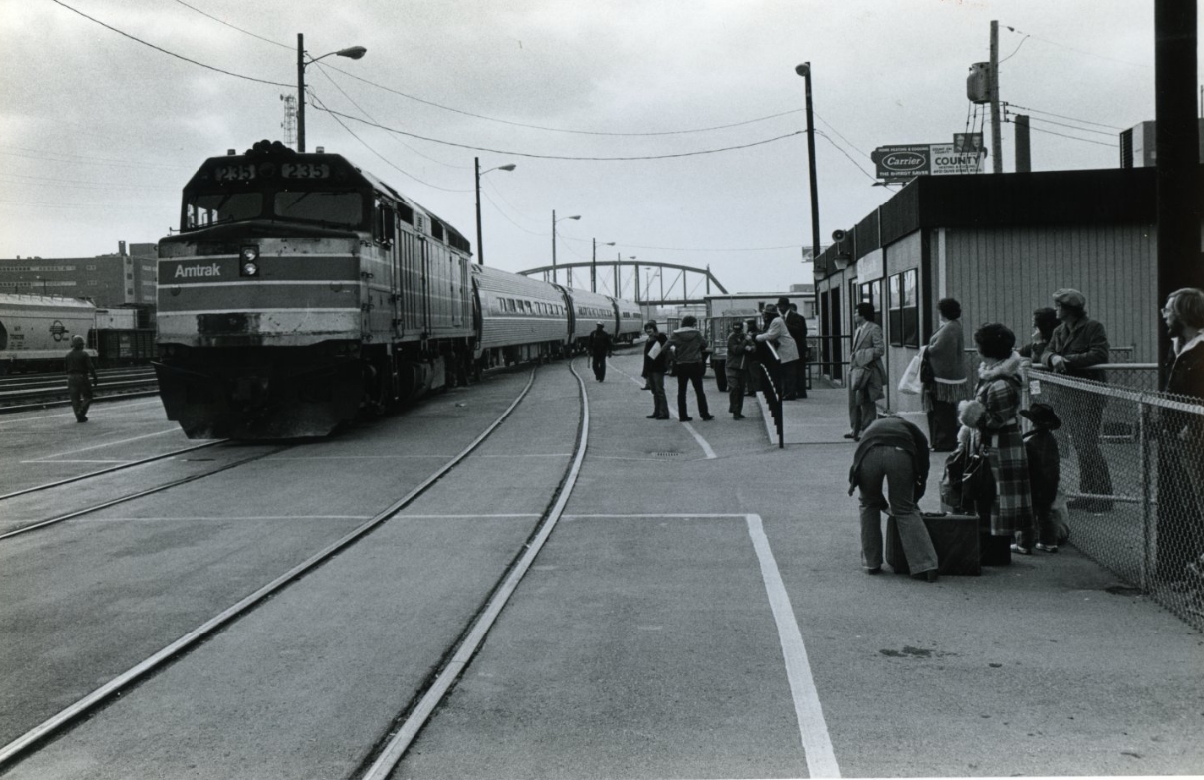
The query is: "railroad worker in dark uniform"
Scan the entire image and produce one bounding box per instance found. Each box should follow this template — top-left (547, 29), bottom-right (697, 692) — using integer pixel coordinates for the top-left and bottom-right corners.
top-left (643, 321), bottom-right (670, 419)
top-left (589, 322), bottom-right (613, 382)
top-left (65, 334), bottom-right (98, 423)
top-left (725, 320), bottom-right (755, 419)
top-left (778, 297), bottom-right (809, 399)
top-left (848, 415), bottom-right (939, 581)
top-left (1038, 288), bottom-right (1113, 511)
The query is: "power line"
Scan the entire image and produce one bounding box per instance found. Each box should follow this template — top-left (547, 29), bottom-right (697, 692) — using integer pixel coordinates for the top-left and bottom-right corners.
top-left (306, 90), bottom-right (470, 193)
top-left (812, 112), bottom-right (871, 159)
top-left (166, 0), bottom-right (810, 140)
top-left (48, 0), bottom-right (291, 88)
top-left (308, 105), bottom-right (804, 161)
top-left (1007, 120), bottom-right (1116, 148)
top-left (998, 34), bottom-right (1029, 65)
top-left (1020, 115), bottom-right (1116, 137)
top-left (168, 0), bottom-right (291, 50)
top-left (1004, 103), bottom-right (1124, 131)
top-left (314, 64), bottom-right (471, 170)
top-left (1004, 25), bottom-right (1150, 70)
top-left (815, 131), bottom-right (878, 183)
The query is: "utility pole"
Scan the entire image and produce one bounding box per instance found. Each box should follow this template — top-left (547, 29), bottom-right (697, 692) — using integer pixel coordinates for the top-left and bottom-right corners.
top-left (989, 20), bottom-right (1003, 174)
top-left (297, 34), bottom-right (307, 153)
top-left (1155, 0), bottom-right (1201, 387)
top-left (475, 158), bottom-right (483, 265)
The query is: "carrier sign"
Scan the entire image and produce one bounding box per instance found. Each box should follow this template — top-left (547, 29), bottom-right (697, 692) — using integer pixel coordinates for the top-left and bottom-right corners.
top-left (872, 141), bottom-right (985, 182)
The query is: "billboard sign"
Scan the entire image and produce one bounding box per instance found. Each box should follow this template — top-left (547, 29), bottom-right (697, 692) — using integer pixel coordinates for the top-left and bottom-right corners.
top-left (871, 145), bottom-right (930, 182)
top-left (872, 134), bottom-right (986, 182)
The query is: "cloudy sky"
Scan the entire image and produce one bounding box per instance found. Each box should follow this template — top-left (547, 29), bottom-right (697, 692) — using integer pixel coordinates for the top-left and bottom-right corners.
top-left (0, 0), bottom-right (1196, 295)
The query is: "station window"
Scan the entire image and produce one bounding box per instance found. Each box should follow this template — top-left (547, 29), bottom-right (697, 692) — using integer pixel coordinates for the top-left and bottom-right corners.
top-left (887, 270), bottom-right (919, 348)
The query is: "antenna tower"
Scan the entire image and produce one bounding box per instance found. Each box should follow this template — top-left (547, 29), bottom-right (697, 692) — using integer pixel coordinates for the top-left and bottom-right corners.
top-left (280, 94), bottom-right (298, 148)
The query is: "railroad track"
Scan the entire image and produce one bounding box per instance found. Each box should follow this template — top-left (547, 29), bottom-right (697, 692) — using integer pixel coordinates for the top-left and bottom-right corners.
top-left (0, 366), bottom-right (160, 412)
top-left (0, 359), bottom-right (593, 777)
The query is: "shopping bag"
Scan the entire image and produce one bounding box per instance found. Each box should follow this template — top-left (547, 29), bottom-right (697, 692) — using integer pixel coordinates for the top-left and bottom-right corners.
top-left (898, 348), bottom-right (925, 395)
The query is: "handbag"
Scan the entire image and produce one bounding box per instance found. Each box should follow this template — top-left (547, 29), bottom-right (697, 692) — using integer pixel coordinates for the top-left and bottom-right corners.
top-left (898, 350), bottom-right (924, 395)
top-left (960, 445), bottom-right (996, 510)
top-left (940, 442), bottom-right (996, 513)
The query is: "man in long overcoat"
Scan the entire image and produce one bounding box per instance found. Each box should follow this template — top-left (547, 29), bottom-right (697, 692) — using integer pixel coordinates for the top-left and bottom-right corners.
top-left (847, 302), bottom-right (886, 441)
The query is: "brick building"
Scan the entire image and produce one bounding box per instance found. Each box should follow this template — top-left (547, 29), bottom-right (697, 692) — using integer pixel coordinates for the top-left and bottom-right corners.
top-left (0, 241), bottom-right (158, 308)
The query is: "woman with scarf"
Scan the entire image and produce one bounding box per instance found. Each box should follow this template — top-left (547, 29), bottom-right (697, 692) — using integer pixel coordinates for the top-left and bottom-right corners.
top-left (970, 323), bottom-right (1034, 552)
top-left (923, 298), bottom-right (969, 451)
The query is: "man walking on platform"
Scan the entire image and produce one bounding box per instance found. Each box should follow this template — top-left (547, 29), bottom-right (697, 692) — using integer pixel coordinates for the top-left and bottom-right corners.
top-left (589, 322), bottom-right (612, 382)
top-left (65, 334), bottom-right (98, 422)
top-left (778, 297), bottom-right (809, 399)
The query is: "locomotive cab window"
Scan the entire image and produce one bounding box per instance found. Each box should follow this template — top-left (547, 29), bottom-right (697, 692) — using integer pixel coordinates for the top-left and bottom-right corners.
top-left (187, 193), bottom-right (263, 228)
top-left (275, 191), bottom-right (364, 228)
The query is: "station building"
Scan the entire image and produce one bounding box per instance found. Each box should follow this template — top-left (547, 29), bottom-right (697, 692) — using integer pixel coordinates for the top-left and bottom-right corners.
top-left (0, 241), bottom-right (158, 311)
top-left (812, 166), bottom-right (1203, 413)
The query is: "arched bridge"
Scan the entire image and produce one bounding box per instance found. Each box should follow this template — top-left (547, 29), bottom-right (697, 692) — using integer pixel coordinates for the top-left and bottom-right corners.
top-left (518, 261), bottom-right (727, 306)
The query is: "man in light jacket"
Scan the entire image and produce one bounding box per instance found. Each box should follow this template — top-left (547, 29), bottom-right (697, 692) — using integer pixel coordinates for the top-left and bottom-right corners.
top-left (847, 302), bottom-right (886, 441)
top-left (755, 304), bottom-right (799, 401)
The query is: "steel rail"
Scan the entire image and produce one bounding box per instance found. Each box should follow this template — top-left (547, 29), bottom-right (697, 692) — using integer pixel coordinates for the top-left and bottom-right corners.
top-left (0, 444), bottom-right (286, 541)
top-left (0, 439), bottom-right (226, 503)
top-left (0, 366), bottom-right (542, 770)
top-left (361, 358), bottom-right (592, 779)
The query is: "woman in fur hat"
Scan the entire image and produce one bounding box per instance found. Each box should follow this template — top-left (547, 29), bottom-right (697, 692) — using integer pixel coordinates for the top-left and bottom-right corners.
top-left (971, 323), bottom-right (1034, 546)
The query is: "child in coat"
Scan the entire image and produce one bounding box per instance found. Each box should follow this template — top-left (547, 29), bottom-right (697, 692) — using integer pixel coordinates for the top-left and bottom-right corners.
top-left (1018, 402), bottom-right (1063, 553)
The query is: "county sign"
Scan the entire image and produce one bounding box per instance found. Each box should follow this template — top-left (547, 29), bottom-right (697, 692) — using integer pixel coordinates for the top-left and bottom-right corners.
top-left (871, 142), bottom-right (985, 182)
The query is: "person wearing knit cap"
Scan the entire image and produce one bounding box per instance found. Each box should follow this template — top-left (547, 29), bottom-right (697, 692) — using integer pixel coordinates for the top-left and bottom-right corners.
top-left (1039, 288), bottom-right (1113, 511)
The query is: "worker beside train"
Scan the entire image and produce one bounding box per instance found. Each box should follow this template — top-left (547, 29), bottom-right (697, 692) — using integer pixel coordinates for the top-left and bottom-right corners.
top-left (65, 334), bottom-right (98, 423)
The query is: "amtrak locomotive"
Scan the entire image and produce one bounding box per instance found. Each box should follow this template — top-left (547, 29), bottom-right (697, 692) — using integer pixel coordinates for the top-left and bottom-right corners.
top-left (155, 141), bottom-right (640, 439)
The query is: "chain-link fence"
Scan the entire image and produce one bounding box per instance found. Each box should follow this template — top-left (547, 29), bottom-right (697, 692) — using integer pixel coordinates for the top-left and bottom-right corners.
top-left (1027, 367), bottom-right (1204, 628)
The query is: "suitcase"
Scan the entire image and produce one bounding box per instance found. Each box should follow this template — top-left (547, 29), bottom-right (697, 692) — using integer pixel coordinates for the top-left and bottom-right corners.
top-left (885, 512), bottom-right (982, 576)
top-left (979, 514), bottom-right (1013, 566)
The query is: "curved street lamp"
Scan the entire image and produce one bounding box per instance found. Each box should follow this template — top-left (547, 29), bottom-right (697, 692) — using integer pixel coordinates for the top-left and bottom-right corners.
top-left (297, 34), bottom-right (367, 152)
top-left (795, 62), bottom-right (821, 270)
top-left (552, 211), bottom-right (581, 285)
top-left (474, 159), bottom-right (517, 266)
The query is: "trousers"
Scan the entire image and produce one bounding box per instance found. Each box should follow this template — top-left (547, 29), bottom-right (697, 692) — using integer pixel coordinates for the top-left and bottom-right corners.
top-left (675, 362), bottom-right (710, 419)
top-left (857, 445), bottom-right (938, 573)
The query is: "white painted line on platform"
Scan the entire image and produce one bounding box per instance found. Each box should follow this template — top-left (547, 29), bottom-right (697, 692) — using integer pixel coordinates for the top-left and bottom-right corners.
top-left (560, 511), bottom-right (840, 778)
top-left (27, 428), bottom-right (182, 460)
top-left (614, 365), bottom-right (717, 460)
top-left (746, 512), bottom-right (841, 778)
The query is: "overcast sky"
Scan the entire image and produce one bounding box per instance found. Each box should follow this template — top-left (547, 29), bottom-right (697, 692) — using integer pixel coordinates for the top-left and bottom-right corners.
top-left (1, 0), bottom-right (1197, 295)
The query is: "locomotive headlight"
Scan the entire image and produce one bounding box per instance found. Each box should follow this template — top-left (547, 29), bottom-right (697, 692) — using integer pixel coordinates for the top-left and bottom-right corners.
top-left (239, 245), bottom-right (260, 278)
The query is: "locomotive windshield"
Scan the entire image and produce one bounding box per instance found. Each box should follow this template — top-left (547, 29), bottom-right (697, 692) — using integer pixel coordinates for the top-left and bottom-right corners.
top-left (274, 191), bottom-right (363, 227)
top-left (184, 189), bottom-right (367, 231)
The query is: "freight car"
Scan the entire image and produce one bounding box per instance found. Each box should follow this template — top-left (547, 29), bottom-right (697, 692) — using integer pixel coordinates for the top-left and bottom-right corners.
top-left (154, 140), bottom-right (641, 440)
top-left (0, 295), bottom-right (156, 374)
top-left (0, 294), bottom-right (96, 374)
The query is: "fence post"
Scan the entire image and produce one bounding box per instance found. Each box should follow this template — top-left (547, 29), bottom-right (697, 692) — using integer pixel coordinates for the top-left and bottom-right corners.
top-left (1139, 398), bottom-right (1153, 593)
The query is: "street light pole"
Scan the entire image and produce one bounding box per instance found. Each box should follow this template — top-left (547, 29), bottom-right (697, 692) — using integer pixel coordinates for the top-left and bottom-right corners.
top-left (551, 210), bottom-right (580, 285)
top-left (296, 34), bottom-right (367, 153)
top-left (795, 63), bottom-right (822, 268)
top-left (474, 158), bottom-right (516, 266)
top-left (592, 238), bottom-right (615, 292)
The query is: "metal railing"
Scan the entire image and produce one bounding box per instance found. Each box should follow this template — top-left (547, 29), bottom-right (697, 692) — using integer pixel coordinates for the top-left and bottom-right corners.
top-left (1023, 366), bottom-right (1204, 628)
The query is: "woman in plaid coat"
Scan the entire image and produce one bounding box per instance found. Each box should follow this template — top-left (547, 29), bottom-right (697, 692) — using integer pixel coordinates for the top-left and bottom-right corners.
top-left (973, 324), bottom-right (1033, 540)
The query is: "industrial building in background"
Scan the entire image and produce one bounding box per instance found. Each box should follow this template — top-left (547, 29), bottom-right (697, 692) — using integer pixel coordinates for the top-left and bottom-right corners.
top-left (0, 241), bottom-right (158, 312)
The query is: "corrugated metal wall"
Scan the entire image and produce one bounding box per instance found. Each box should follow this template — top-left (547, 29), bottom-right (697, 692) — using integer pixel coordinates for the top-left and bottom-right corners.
top-left (943, 223), bottom-right (1157, 363)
